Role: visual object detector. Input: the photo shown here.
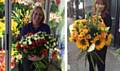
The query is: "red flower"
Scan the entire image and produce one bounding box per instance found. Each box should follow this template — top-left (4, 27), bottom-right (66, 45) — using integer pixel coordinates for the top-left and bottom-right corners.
top-left (38, 39), bottom-right (47, 45)
top-left (16, 43), bottom-right (21, 50)
top-left (51, 51), bottom-right (58, 60)
top-left (22, 45), bottom-right (29, 49)
top-left (54, 0), bottom-right (61, 5)
top-left (23, 49), bottom-right (28, 53)
top-left (30, 41), bottom-right (37, 49)
top-left (26, 32), bottom-right (34, 36)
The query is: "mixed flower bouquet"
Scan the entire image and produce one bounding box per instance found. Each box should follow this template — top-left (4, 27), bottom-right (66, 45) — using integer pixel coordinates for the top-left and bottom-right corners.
top-left (69, 15), bottom-right (113, 68)
top-left (16, 32), bottom-right (60, 71)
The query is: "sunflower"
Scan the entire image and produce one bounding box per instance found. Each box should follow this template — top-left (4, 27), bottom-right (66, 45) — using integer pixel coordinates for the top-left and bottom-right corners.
top-left (92, 15), bottom-right (102, 19)
top-left (76, 38), bottom-right (89, 51)
top-left (86, 34), bottom-right (91, 39)
top-left (80, 19), bottom-right (87, 25)
top-left (74, 19), bottom-right (87, 25)
top-left (92, 36), bottom-right (105, 50)
top-left (79, 28), bottom-right (89, 34)
top-left (106, 34), bottom-right (113, 46)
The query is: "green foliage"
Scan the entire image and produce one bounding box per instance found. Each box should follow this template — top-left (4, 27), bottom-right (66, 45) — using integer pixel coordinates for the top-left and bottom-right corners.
top-left (0, 3), bottom-right (4, 18)
top-left (11, 3), bottom-right (32, 30)
top-left (116, 48), bottom-right (120, 56)
top-left (33, 60), bottom-right (46, 71)
top-left (50, 1), bottom-right (59, 13)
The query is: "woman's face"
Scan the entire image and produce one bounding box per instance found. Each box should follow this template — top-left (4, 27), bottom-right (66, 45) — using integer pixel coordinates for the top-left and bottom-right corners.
top-left (95, 3), bottom-right (105, 13)
top-left (32, 8), bottom-right (43, 25)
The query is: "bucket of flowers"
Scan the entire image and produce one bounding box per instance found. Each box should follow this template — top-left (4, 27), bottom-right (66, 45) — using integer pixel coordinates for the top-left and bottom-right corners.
top-left (16, 32), bottom-right (61, 71)
top-left (69, 15), bottom-right (112, 70)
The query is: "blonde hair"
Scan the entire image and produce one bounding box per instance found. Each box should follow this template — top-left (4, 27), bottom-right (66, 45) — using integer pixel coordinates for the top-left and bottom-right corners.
top-left (31, 6), bottom-right (46, 23)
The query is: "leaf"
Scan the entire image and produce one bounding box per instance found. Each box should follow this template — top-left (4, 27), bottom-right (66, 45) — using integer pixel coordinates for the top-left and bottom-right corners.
top-left (77, 51), bottom-right (87, 60)
top-left (116, 48), bottom-right (120, 56)
top-left (94, 52), bottom-right (104, 64)
top-left (33, 61), bottom-right (46, 71)
top-left (90, 54), bottom-right (96, 71)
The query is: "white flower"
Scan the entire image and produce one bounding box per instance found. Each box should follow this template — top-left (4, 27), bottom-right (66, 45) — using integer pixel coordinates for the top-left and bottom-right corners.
top-left (105, 27), bottom-right (110, 32)
top-left (47, 42), bottom-right (49, 44)
top-left (23, 41), bottom-right (27, 45)
top-left (53, 42), bottom-right (56, 46)
top-left (87, 44), bottom-right (95, 52)
top-left (28, 39), bottom-right (32, 45)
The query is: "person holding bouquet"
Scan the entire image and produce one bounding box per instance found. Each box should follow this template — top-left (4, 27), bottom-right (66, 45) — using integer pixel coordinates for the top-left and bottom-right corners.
top-left (87, 0), bottom-right (112, 71)
top-left (18, 6), bottom-right (50, 71)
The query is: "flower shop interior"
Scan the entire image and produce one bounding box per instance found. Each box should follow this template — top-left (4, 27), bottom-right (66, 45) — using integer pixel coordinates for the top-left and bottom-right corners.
top-left (67, 0), bottom-right (120, 71)
top-left (0, 0), bottom-right (65, 71)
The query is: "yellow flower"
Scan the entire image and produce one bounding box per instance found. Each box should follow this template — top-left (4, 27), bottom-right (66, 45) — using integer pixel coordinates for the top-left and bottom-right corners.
top-left (69, 30), bottom-right (78, 42)
top-left (97, 19), bottom-right (107, 32)
top-left (86, 34), bottom-right (91, 39)
top-left (100, 32), bottom-right (107, 39)
top-left (92, 36), bottom-right (105, 50)
top-left (76, 38), bottom-right (89, 50)
top-left (79, 28), bottom-right (89, 34)
top-left (0, 21), bottom-right (5, 32)
top-left (23, 15), bottom-right (30, 25)
top-left (11, 19), bottom-right (18, 31)
top-left (77, 34), bottom-right (84, 40)
top-left (0, 0), bottom-right (4, 3)
top-left (11, 20), bottom-right (20, 36)
top-left (92, 15), bottom-right (102, 19)
top-left (106, 34), bottom-right (113, 46)
top-left (92, 15), bottom-right (102, 22)
top-left (74, 19), bottom-right (87, 25)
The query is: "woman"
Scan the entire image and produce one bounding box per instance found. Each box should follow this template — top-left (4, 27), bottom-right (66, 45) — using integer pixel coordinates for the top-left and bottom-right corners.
top-left (18, 6), bottom-right (50, 71)
top-left (87, 0), bottom-right (112, 71)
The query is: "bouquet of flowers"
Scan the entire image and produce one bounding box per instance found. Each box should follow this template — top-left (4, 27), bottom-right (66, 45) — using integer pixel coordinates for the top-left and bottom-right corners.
top-left (16, 32), bottom-right (60, 71)
top-left (69, 15), bottom-right (113, 68)
top-left (69, 15), bottom-right (112, 52)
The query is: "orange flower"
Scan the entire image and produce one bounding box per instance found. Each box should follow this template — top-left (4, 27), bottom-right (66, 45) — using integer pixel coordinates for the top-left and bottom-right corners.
top-left (79, 28), bottom-right (89, 34)
top-left (51, 50), bottom-right (58, 60)
top-left (106, 34), bottom-right (113, 46)
top-left (74, 19), bottom-right (87, 25)
top-left (76, 38), bottom-right (89, 50)
top-left (92, 36), bottom-right (105, 50)
top-left (101, 32), bottom-right (107, 39)
top-left (86, 34), bottom-right (91, 39)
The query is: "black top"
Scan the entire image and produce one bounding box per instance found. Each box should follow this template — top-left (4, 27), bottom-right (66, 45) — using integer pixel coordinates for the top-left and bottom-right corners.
top-left (102, 13), bottom-right (112, 30)
top-left (19, 22), bottom-right (50, 40)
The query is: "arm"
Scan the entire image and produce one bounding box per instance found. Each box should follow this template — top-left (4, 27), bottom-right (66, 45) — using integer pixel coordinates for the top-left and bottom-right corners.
top-left (102, 14), bottom-right (112, 30)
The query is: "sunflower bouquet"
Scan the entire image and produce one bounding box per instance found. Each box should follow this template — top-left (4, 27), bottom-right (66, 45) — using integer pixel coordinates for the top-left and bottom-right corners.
top-left (69, 15), bottom-right (112, 52)
top-left (16, 32), bottom-right (60, 71)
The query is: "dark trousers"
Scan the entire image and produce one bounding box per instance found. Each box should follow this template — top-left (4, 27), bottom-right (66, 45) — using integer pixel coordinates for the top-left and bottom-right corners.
top-left (18, 59), bottom-right (35, 71)
top-left (87, 46), bottom-right (107, 71)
